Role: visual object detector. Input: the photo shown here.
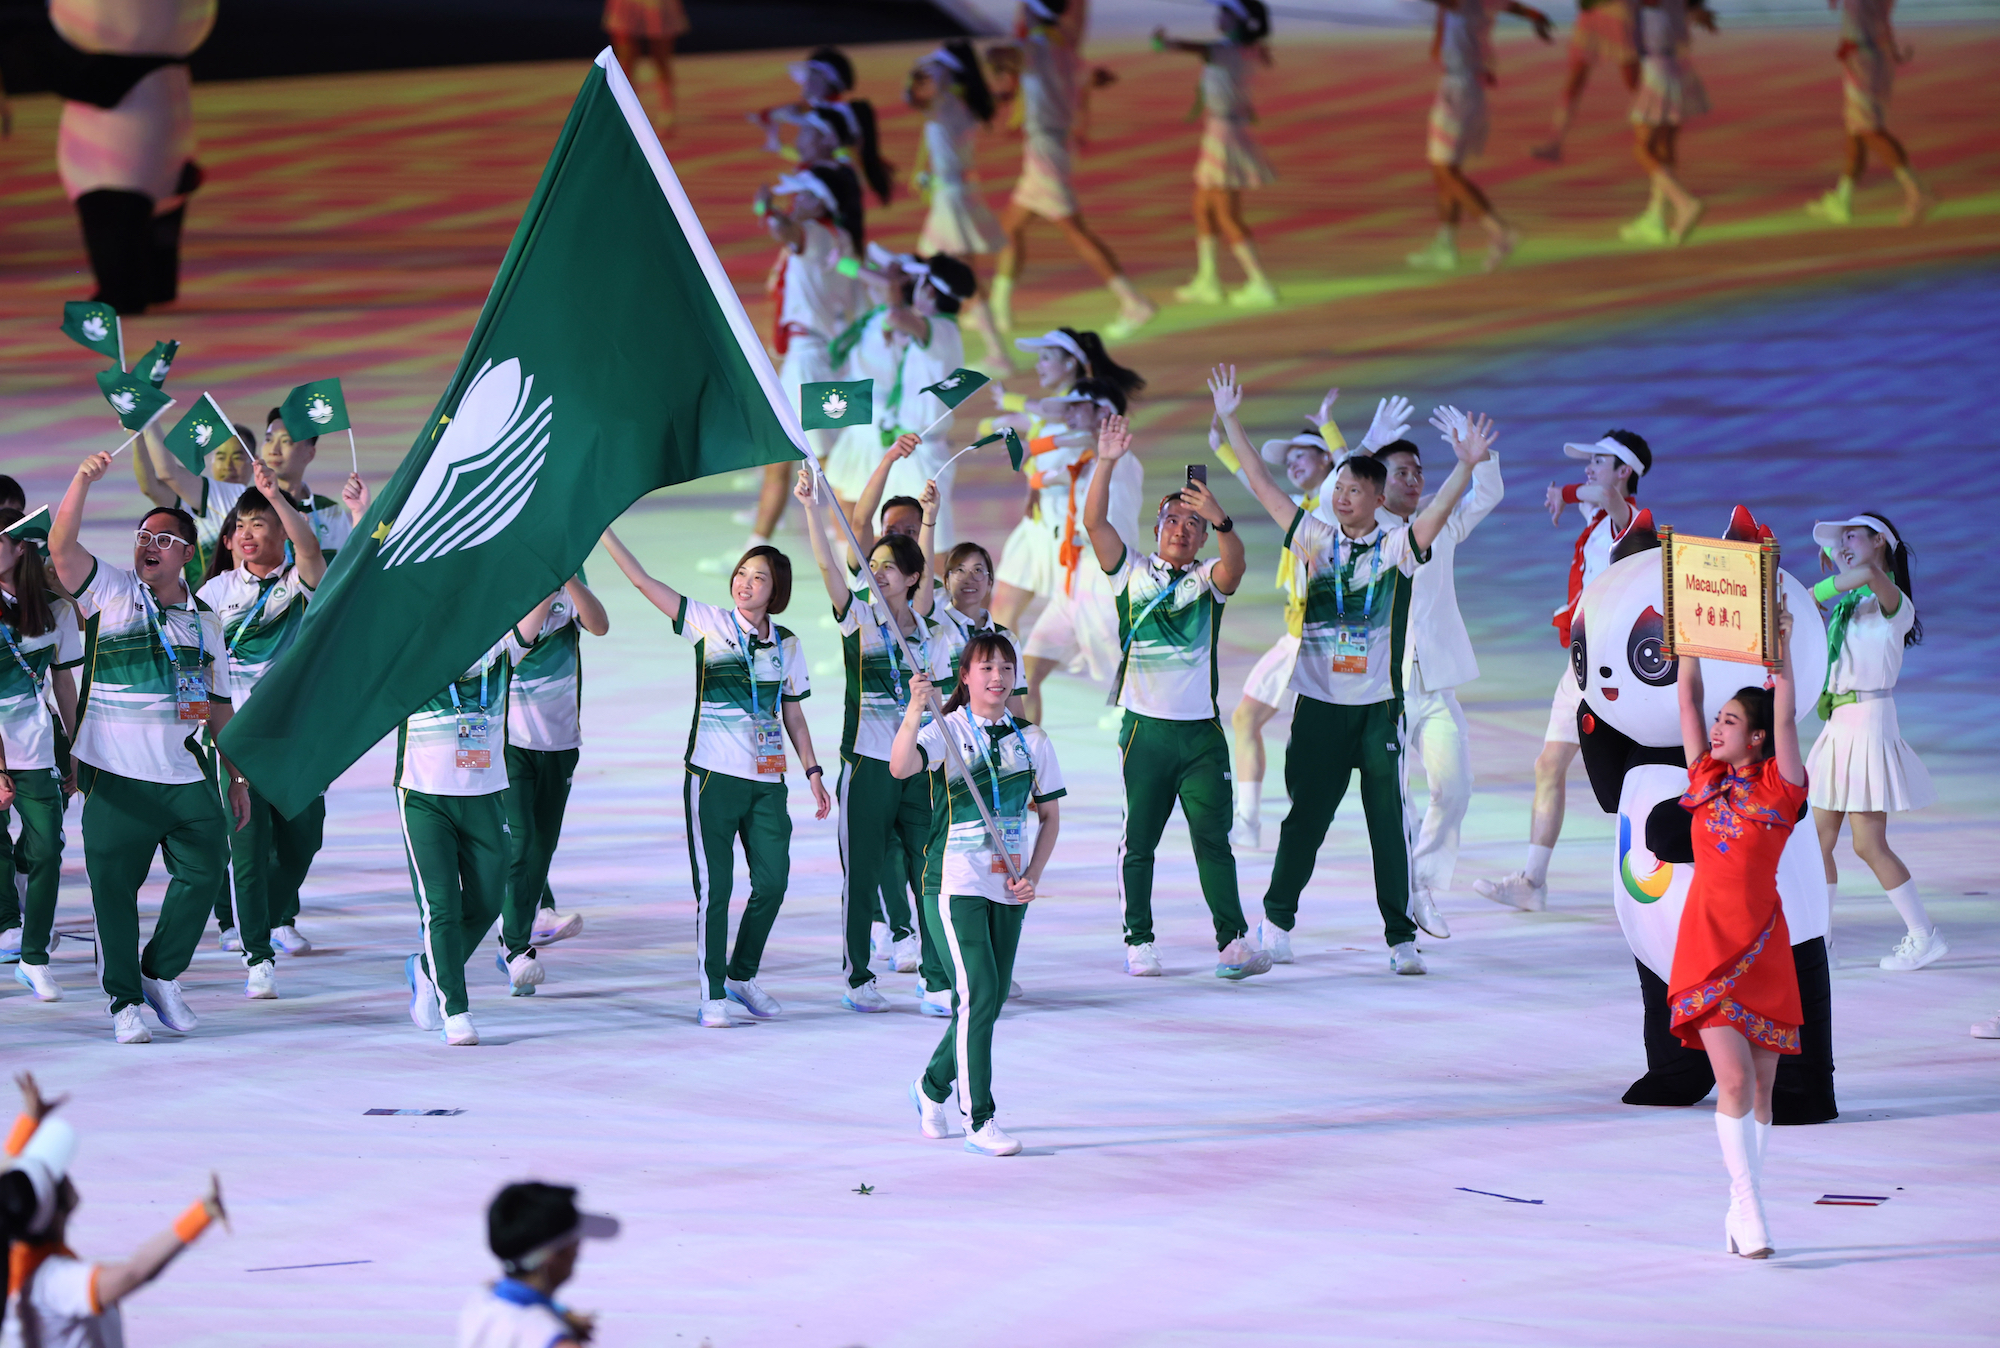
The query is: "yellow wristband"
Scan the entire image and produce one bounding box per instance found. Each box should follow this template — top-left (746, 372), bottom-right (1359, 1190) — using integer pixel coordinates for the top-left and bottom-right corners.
top-left (1319, 419), bottom-right (1347, 452)
top-left (173, 1201), bottom-right (212, 1244)
top-left (1213, 440), bottom-right (1242, 475)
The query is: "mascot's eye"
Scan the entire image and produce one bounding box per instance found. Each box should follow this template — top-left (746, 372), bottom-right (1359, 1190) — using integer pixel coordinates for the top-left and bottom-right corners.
top-left (1570, 611), bottom-right (1588, 690)
top-left (1628, 606), bottom-right (1676, 687)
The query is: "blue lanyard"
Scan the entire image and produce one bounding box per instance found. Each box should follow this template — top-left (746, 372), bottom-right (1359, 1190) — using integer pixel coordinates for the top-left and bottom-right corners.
top-left (448, 658), bottom-right (491, 716)
top-left (139, 584), bottom-right (202, 679)
top-left (874, 603), bottom-right (929, 707)
top-left (1333, 529), bottom-right (1384, 623)
top-left (227, 571), bottom-right (282, 656)
top-left (1, 621), bottom-right (40, 691)
top-left (731, 611), bottom-right (782, 721)
top-left (960, 708), bottom-right (1032, 816)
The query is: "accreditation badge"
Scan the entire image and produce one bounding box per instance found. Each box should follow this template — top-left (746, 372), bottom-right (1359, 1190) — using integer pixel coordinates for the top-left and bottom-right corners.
top-left (752, 714), bottom-right (787, 776)
top-left (175, 671), bottom-right (209, 722)
top-left (989, 817), bottom-right (1024, 874)
top-left (455, 711), bottom-right (492, 770)
top-left (1328, 625), bottom-right (1370, 676)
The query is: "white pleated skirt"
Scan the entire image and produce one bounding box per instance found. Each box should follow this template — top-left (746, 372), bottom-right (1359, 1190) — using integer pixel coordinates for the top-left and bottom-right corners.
top-left (1806, 693), bottom-right (1935, 814)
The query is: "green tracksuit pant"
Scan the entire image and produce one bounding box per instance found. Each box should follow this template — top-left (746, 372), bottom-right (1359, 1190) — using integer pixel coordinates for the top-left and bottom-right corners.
top-left (1262, 696), bottom-right (1416, 948)
top-left (920, 892), bottom-right (1026, 1129)
top-left (1, 770), bottom-right (66, 966)
top-left (685, 767), bottom-right (791, 1000)
top-left (1117, 712), bottom-right (1246, 950)
top-left (214, 767), bottom-right (324, 965)
top-left (501, 745), bottom-right (578, 959)
top-left (837, 754), bottom-right (934, 989)
top-left (876, 845), bottom-right (916, 942)
top-left (79, 764), bottom-right (229, 1014)
top-left (399, 787), bottom-right (508, 1019)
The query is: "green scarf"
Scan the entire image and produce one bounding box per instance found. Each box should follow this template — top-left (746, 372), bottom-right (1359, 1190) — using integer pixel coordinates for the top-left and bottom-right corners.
top-left (1815, 589), bottom-right (1863, 720)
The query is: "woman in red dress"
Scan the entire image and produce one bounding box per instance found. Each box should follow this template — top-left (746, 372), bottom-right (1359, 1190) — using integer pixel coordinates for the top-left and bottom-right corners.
top-left (1669, 599), bottom-right (1805, 1259)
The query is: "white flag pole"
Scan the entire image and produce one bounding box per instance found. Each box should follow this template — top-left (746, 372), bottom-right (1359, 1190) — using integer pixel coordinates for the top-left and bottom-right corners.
top-left (108, 398), bottom-right (176, 458)
top-left (116, 316), bottom-right (126, 374)
top-left (347, 427), bottom-right (359, 474)
top-left (915, 403), bottom-right (958, 440)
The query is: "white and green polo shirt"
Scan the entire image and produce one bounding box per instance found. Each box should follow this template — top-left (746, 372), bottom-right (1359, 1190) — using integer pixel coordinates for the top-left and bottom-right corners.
top-left (196, 561), bottom-right (314, 708)
top-left (508, 594), bottom-right (587, 753)
top-left (673, 596), bottom-right (810, 782)
top-left (836, 586), bottom-right (952, 763)
top-left (72, 563), bottom-right (232, 786)
top-left (935, 604), bottom-right (1027, 699)
top-left (395, 634), bottom-right (527, 797)
top-left (916, 709), bottom-right (1064, 904)
top-left (1107, 548), bottom-right (1229, 721)
top-left (1285, 509), bottom-right (1424, 707)
top-left (0, 593), bottom-right (83, 772)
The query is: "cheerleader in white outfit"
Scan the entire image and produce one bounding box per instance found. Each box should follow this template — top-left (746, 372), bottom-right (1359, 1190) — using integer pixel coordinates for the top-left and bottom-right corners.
top-left (1621, 0), bottom-right (1713, 246)
top-left (1154, 0), bottom-right (1279, 308)
top-left (906, 41), bottom-right (1013, 375)
top-left (1804, 512), bottom-right (1942, 971)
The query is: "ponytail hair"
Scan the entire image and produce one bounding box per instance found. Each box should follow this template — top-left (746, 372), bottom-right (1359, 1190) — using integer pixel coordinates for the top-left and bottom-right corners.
top-left (845, 98), bottom-right (895, 206)
top-left (941, 631), bottom-right (1016, 715)
top-left (0, 506), bottom-right (59, 637)
top-left (945, 39), bottom-right (996, 124)
top-left (1730, 686), bottom-right (1777, 761)
top-left (1069, 328), bottom-right (1146, 397)
top-left (1820, 509), bottom-right (1921, 648)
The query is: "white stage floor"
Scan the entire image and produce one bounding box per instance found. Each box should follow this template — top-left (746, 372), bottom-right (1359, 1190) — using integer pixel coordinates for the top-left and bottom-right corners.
top-left (6, 483), bottom-right (1996, 1347)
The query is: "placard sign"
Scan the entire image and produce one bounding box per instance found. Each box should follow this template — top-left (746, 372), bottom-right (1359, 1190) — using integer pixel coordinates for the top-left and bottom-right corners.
top-left (1659, 528), bottom-right (1780, 667)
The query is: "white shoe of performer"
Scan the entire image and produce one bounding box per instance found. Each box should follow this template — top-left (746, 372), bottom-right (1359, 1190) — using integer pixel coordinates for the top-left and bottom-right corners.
top-left (697, 998), bottom-right (740, 1028)
top-left (244, 960), bottom-right (278, 1000)
top-left (140, 975), bottom-right (199, 1032)
top-left (1717, 1110), bottom-right (1773, 1258)
top-left (1971, 1011), bottom-right (2000, 1039)
top-left (531, 909), bottom-right (584, 945)
top-left (892, 934), bottom-right (922, 973)
top-left (112, 1005), bottom-right (151, 1044)
top-left (1215, 936), bottom-right (1273, 981)
top-left (1256, 921), bottom-right (1293, 965)
top-left (919, 984), bottom-right (954, 1017)
top-left (271, 923), bottom-right (312, 955)
top-left (912, 1080), bottom-right (954, 1139)
top-left (14, 962), bottom-right (61, 1001)
top-left (1229, 814), bottom-right (1260, 851)
top-left (964, 1120), bottom-right (1023, 1157)
top-left (1389, 942), bottom-right (1428, 975)
top-left (406, 953), bottom-right (444, 1031)
top-left (725, 977), bottom-right (783, 1018)
top-left (1124, 942), bottom-right (1163, 977)
top-left (217, 926), bottom-right (242, 953)
top-left (1474, 872), bottom-right (1547, 912)
top-left (842, 978), bottom-right (891, 1013)
top-left (444, 1012), bottom-right (480, 1046)
top-left (1879, 927), bottom-right (1948, 972)
top-left (1409, 885), bottom-right (1452, 939)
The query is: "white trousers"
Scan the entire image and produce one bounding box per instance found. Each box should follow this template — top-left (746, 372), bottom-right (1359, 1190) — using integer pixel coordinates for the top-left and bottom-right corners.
top-left (1404, 685), bottom-right (1471, 893)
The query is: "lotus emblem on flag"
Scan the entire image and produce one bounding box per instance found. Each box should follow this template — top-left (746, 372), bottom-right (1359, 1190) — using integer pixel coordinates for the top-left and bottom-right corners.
top-left (109, 390), bottom-right (138, 415)
top-left (82, 316), bottom-right (109, 342)
top-left (193, 422), bottom-right (215, 448)
top-left (380, 358), bottom-right (549, 569)
top-left (152, 359), bottom-right (170, 380)
top-left (936, 374), bottom-right (964, 391)
top-left (306, 393), bottom-right (335, 425)
top-left (820, 389), bottom-right (848, 420)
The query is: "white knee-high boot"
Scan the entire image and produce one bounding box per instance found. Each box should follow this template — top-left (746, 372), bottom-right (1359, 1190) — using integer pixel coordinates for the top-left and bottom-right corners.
top-left (1716, 1110), bottom-right (1773, 1258)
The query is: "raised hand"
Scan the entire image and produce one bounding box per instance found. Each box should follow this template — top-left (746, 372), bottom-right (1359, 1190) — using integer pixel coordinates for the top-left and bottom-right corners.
top-left (1453, 412), bottom-right (1496, 465)
top-left (792, 465), bottom-right (818, 505)
top-left (1179, 477), bottom-right (1225, 526)
top-left (888, 432), bottom-right (919, 461)
top-left (919, 479), bottom-right (940, 523)
top-left (1207, 364), bottom-right (1243, 419)
top-left (1316, 386), bottom-right (1341, 426)
top-left (342, 472), bottom-right (370, 517)
top-left (1543, 481), bottom-right (1566, 524)
top-left (1097, 413), bottom-right (1132, 460)
top-left (1361, 395), bottom-right (1414, 452)
top-left (253, 460), bottom-right (279, 497)
top-left (1427, 404), bottom-right (1468, 447)
top-left (77, 451), bottom-right (113, 484)
top-left (1207, 416), bottom-right (1223, 454)
top-left (13, 1072), bottom-right (65, 1125)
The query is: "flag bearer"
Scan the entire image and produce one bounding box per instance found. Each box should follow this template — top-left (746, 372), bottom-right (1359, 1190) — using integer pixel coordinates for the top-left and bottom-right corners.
top-left (892, 638), bottom-right (1063, 1157)
top-left (1082, 415), bottom-right (1267, 981)
top-left (599, 530), bottom-right (831, 1028)
top-left (400, 595), bottom-right (558, 1047)
top-left (1212, 367), bottom-right (1492, 975)
top-left (496, 574), bottom-right (610, 992)
top-left (1, 507), bottom-right (83, 999)
top-left (48, 452), bottom-right (251, 1044)
top-left (195, 464), bottom-right (327, 997)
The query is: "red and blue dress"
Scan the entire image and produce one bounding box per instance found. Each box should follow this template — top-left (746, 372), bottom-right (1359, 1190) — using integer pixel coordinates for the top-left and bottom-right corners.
top-left (1668, 753), bottom-right (1808, 1054)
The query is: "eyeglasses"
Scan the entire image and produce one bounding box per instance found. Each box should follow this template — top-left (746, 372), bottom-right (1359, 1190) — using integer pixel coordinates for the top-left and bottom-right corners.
top-left (134, 529), bottom-right (192, 551)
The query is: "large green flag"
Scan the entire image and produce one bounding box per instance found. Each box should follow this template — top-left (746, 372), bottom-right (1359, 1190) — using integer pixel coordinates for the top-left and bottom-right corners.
top-left (220, 50), bottom-right (808, 817)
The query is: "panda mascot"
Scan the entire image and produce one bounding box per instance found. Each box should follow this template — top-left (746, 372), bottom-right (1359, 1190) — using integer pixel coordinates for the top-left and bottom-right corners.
top-left (50, 0), bottom-right (216, 314)
top-left (1572, 506), bottom-right (1839, 1126)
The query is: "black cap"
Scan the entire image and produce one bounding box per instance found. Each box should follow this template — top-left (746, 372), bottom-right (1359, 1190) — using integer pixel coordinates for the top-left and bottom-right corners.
top-left (488, 1182), bottom-right (620, 1270)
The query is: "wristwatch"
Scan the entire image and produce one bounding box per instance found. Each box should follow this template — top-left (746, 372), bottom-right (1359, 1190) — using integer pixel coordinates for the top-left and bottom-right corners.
top-left (1214, 515), bottom-right (1234, 534)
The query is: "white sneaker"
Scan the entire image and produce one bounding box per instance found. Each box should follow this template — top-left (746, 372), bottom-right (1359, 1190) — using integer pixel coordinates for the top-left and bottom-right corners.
top-left (217, 926), bottom-right (242, 953)
top-left (697, 998), bottom-right (740, 1028)
top-left (443, 1012), bottom-right (479, 1046)
top-left (1229, 814), bottom-right (1260, 851)
top-left (911, 1080), bottom-right (953, 1139)
top-left (842, 979), bottom-right (891, 1013)
top-left (870, 921), bottom-right (894, 968)
top-left (964, 1120), bottom-right (1023, 1156)
top-left (1409, 885), bottom-right (1452, 939)
top-left (503, 950), bottom-right (545, 994)
top-left (725, 977), bottom-right (783, 1018)
top-left (140, 975), bottom-right (199, 1032)
top-left (1257, 921), bottom-right (1294, 964)
top-left (530, 909), bottom-right (584, 945)
top-left (1473, 872), bottom-right (1547, 912)
top-left (1124, 942), bottom-right (1163, 977)
top-left (891, 934), bottom-right (922, 973)
top-left (406, 953), bottom-right (443, 1031)
top-left (1008, 979), bottom-right (1023, 1001)
top-left (112, 1004), bottom-right (151, 1043)
top-left (1972, 1012), bottom-right (2000, 1040)
top-left (919, 983), bottom-right (954, 1017)
top-left (0, 925), bottom-right (20, 960)
top-left (1389, 942), bottom-right (1428, 975)
top-left (1880, 927), bottom-right (1948, 972)
top-left (244, 960), bottom-right (278, 1000)
top-left (14, 962), bottom-right (61, 1001)
top-left (271, 924), bottom-right (312, 955)
top-left (1215, 936), bottom-right (1273, 981)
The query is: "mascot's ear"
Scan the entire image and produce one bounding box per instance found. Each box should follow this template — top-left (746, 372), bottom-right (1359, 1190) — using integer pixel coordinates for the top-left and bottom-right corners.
top-left (1645, 798), bottom-right (1696, 864)
top-left (1610, 507), bottom-right (1659, 563)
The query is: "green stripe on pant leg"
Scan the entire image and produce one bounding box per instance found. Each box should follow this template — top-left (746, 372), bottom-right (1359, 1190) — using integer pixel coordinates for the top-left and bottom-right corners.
top-left (687, 769), bottom-right (740, 1002)
top-left (401, 789), bottom-right (508, 1019)
top-left (725, 775), bottom-right (791, 984)
top-left (503, 745), bottom-right (577, 957)
top-left (1262, 696), bottom-right (1361, 932)
top-left (1356, 700), bottom-right (1416, 947)
top-left (8, 771), bottom-right (66, 966)
top-left (1178, 718), bottom-right (1248, 949)
top-left (838, 755), bottom-right (898, 988)
top-left (923, 894), bottom-right (1025, 1130)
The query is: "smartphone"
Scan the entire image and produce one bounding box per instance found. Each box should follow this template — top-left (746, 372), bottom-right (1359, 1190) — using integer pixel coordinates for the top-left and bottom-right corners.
top-left (1185, 464), bottom-right (1207, 491)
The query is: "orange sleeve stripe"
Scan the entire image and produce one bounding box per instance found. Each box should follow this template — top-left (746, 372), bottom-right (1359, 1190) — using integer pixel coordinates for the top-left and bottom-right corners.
top-left (172, 1201), bottom-right (212, 1244)
top-left (4, 1114), bottom-right (33, 1157)
top-left (88, 1264), bottom-right (104, 1316)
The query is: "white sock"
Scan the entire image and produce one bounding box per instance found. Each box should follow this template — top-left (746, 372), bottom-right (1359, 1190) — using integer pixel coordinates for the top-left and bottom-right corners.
top-left (1235, 779), bottom-right (1261, 824)
top-left (1523, 844), bottom-right (1554, 887)
top-left (1885, 880), bottom-right (1931, 937)
top-left (745, 532), bottom-right (771, 550)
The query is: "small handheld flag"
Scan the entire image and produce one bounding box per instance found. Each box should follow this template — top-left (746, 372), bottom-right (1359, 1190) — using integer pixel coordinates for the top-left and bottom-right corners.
top-left (800, 379), bottom-right (872, 431)
top-left (934, 427), bottom-right (1025, 480)
top-left (919, 368), bottom-right (989, 411)
top-left (60, 301), bottom-right (123, 368)
top-left (96, 368), bottom-right (175, 434)
top-left (164, 394), bottom-right (249, 474)
top-left (136, 340), bottom-right (181, 388)
top-left (2, 507), bottom-right (51, 555)
top-left (280, 378), bottom-right (351, 441)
